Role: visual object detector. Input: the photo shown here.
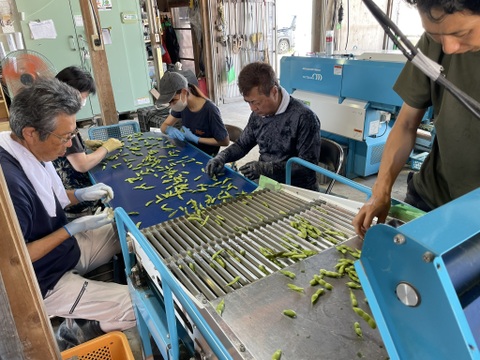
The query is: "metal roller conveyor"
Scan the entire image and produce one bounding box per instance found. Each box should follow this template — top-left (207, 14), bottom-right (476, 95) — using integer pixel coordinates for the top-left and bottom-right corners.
top-left (140, 188), bottom-right (356, 302)
top-left (122, 186), bottom-right (389, 358)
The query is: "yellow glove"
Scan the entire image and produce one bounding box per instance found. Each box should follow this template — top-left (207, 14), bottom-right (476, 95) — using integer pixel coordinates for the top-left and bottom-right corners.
top-left (84, 139), bottom-right (104, 151)
top-left (101, 138), bottom-right (123, 153)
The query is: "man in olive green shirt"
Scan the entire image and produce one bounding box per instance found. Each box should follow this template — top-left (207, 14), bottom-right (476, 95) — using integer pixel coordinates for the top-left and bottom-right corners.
top-left (354, 0), bottom-right (480, 238)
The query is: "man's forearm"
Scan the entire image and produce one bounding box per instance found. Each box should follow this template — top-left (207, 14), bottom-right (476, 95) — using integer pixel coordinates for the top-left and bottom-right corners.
top-left (373, 106), bottom-right (424, 197)
top-left (27, 228), bottom-right (71, 262)
top-left (221, 142), bottom-right (248, 163)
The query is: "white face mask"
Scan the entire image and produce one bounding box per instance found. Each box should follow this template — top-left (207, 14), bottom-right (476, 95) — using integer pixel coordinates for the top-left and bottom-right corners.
top-left (170, 93), bottom-right (187, 112)
top-left (81, 98), bottom-right (87, 107)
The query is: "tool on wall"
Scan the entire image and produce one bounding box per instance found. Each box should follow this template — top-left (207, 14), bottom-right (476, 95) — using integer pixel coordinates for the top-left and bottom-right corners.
top-left (263, 0), bottom-right (269, 64)
top-left (215, 1), bottom-right (227, 46)
top-left (87, 0), bottom-right (104, 51)
top-left (231, 0), bottom-right (240, 54)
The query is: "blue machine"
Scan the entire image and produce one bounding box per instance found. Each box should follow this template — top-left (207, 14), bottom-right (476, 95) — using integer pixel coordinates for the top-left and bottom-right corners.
top-left (355, 189), bottom-right (480, 359)
top-left (280, 54), bottom-right (406, 178)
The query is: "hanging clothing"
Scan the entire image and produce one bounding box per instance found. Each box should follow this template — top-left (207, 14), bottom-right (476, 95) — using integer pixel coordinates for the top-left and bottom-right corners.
top-left (164, 22), bottom-right (180, 64)
top-left (161, 33), bottom-right (173, 64)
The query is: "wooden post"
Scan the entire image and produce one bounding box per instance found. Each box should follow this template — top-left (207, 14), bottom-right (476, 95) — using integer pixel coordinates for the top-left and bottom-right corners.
top-left (78, 0), bottom-right (118, 125)
top-left (312, 0), bottom-right (323, 52)
top-left (0, 165), bottom-right (61, 359)
top-left (201, 0), bottom-right (216, 101)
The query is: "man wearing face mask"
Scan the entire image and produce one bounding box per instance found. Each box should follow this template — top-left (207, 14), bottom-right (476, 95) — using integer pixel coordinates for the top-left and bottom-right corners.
top-left (158, 72), bottom-right (230, 156)
top-left (53, 66), bottom-right (123, 217)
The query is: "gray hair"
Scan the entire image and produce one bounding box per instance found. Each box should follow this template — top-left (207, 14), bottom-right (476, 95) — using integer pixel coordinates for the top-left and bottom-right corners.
top-left (9, 78), bottom-right (82, 140)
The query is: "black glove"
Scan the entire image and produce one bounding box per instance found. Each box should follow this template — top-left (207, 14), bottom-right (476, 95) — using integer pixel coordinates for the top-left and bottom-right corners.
top-left (206, 156), bottom-right (225, 177)
top-left (239, 161), bottom-right (273, 180)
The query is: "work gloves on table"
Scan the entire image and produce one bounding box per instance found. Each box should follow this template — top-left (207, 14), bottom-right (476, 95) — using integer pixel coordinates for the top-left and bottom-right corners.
top-left (74, 183), bottom-right (114, 203)
top-left (239, 161), bottom-right (274, 180)
top-left (84, 138), bottom-right (123, 153)
top-left (165, 126), bottom-right (200, 144)
top-left (64, 207), bottom-right (114, 236)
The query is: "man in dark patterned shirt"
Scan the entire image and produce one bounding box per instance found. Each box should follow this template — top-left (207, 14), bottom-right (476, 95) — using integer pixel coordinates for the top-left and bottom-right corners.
top-left (206, 62), bottom-right (321, 190)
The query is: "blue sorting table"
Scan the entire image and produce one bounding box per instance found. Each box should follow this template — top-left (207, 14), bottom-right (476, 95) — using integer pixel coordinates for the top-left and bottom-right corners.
top-left (89, 132), bottom-right (257, 229)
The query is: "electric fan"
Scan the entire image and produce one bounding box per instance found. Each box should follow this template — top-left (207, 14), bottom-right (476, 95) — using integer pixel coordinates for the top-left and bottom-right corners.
top-left (1, 50), bottom-right (56, 98)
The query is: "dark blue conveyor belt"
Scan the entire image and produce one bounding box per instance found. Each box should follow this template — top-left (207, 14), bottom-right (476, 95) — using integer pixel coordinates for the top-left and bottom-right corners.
top-left (89, 131), bottom-right (257, 229)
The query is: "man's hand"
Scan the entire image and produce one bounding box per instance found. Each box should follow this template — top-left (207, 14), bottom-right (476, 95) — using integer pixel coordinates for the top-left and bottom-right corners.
top-left (75, 183), bottom-right (114, 203)
top-left (182, 126), bottom-right (199, 144)
top-left (206, 156), bottom-right (225, 177)
top-left (352, 193), bottom-right (391, 239)
top-left (239, 161), bottom-right (272, 180)
top-left (64, 211), bottom-right (113, 236)
top-left (101, 138), bottom-right (123, 153)
top-left (165, 126), bottom-right (185, 141)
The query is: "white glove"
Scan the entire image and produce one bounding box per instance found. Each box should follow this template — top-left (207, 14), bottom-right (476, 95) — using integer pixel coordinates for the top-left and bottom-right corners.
top-left (74, 183), bottom-right (114, 203)
top-left (64, 211), bottom-right (113, 236)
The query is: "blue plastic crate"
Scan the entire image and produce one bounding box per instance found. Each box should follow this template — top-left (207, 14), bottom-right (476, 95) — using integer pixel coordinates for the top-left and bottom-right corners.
top-left (88, 121), bottom-right (140, 141)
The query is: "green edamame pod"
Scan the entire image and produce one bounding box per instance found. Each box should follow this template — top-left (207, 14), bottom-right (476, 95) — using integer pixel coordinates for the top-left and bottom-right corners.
top-left (282, 309), bottom-right (297, 318)
top-left (216, 299), bottom-right (225, 316)
top-left (350, 290), bottom-right (358, 307)
top-left (353, 307), bottom-right (377, 329)
top-left (314, 274), bottom-right (333, 290)
top-left (354, 322), bottom-right (363, 337)
top-left (320, 269), bottom-right (342, 278)
top-left (272, 349), bottom-right (282, 360)
top-left (346, 281), bottom-right (362, 289)
top-left (225, 276), bottom-right (241, 287)
top-left (212, 249), bottom-right (224, 260)
top-left (279, 270), bottom-right (296, 279)
top-left (311, 288), bottom-right (325, 304)
top-left (287, 283), bottom-right (304, 293)
top-left (258, 264), bottom-right (269, 275)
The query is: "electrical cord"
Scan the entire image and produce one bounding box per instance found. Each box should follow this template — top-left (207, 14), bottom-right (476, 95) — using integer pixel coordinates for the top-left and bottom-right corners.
top-left (88, 0), bottom-right (103, 47)
top-left (375, 119), bottom-right (389, 138)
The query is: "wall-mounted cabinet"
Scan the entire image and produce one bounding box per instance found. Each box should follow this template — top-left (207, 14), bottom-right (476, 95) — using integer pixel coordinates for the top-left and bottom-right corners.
top-left (15, 0), bottom-right (153, 121)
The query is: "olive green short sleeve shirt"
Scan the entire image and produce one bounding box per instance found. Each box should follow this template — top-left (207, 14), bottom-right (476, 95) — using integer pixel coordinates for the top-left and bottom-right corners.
top-left (393, 33), bottom-right (480, 208)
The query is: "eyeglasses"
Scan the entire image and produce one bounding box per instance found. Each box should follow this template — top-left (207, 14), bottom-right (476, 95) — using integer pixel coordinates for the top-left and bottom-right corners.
top-left (45, 128), bottom-right (79, 144)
